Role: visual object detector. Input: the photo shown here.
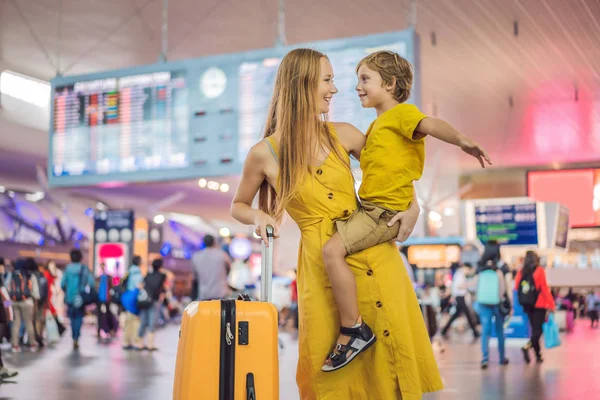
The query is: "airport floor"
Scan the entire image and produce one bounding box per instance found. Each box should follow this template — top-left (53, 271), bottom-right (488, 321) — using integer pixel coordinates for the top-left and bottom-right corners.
top-left (1, 318), bottom-right (599, 399)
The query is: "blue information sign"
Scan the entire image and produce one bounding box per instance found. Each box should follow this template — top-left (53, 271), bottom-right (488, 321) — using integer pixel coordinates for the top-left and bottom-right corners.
top-left (491, 290), bottom-right (531, 339)
top-left (475, 203), bottom-right (538, 246)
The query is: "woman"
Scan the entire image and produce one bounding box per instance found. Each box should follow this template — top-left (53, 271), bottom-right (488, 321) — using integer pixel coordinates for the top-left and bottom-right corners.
top-left (97, 262), bottom-right (118, 339)
top-left (43, 261), bottom-right (66, 338)
top-left (231, 48), bottom-right (442, 400)
top-left (137, 258), bottom-right (166, 351)
top-left (475, 247), bottom-right (509, 370)
top-left (515, 250), bottom-right (555, 364)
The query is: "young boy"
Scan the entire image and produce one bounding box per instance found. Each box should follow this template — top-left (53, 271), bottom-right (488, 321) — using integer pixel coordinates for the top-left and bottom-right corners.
top-left (321, 51), bottom-right (491, 372)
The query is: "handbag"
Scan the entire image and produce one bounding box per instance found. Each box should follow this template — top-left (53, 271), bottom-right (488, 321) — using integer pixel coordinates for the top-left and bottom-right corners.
top-left (45, 310), bottom-right (60, 344)
top-left (499, 294), bottom-right (511, 316)
top-left (73, 266), bottom-right (98, 309)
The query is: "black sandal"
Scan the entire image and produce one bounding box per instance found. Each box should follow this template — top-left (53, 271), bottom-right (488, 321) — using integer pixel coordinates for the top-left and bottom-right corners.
top-left (321, 320), bottom-right (377, 372)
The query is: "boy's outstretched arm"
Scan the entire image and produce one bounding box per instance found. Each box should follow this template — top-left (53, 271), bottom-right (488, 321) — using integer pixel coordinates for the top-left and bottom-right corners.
top-left (415, 117), bottom-right (492, 168)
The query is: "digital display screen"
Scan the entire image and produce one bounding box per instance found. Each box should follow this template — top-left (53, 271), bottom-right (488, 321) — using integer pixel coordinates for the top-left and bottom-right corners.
top-left (475, 203), bottom-right (539, 246)
top-left (527, 169), bottom-right (600, 228)
top-left (52, 71), bottom-right (188, 177)
top-left (237, 42), bottom-right (408, 161)
top-left (48, 29), bottom-right (417, 187)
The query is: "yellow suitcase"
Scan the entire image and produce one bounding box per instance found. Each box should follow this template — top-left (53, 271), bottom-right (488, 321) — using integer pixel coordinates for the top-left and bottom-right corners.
top-left (174, 227), bottom-right (279, 400)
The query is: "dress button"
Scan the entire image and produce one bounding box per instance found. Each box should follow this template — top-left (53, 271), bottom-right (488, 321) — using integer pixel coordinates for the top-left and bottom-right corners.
top-left (316, 169), bottom-right (323, 175)
top-left (366, 270), bottom-right (373, 276)
top-left (376, 301), bottom-right (382, 308)
top-left (383, 330), bottom-right (390, 337)
top-left (327, 193), bottom-right (334, 199)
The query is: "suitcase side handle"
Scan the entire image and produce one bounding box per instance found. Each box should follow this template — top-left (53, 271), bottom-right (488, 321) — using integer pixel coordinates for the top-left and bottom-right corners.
top-left (246, 373), bottom-right (256, 400)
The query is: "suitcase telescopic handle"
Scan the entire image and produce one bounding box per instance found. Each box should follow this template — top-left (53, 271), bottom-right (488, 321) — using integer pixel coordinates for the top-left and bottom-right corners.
top-left (260, 225), bottom-right (275, 302)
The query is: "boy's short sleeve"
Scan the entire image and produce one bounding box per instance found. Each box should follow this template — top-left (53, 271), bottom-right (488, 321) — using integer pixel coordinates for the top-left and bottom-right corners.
top-left (388, 104), bottom-right (427, 141)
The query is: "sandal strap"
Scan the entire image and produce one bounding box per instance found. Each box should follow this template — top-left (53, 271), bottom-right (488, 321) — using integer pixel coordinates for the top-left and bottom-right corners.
top-left (335, 343), bottom-right (350, 353)
top-left (328, 344), bottom-right (351, 362)
top-left (341, 320), bottom-right (374, 342)
top-left (340, 324), bottom-right (362, 336)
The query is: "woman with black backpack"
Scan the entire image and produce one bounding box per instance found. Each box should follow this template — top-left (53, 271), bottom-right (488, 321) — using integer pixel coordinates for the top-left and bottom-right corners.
top-left (515, 250), bottom-right (556, 364)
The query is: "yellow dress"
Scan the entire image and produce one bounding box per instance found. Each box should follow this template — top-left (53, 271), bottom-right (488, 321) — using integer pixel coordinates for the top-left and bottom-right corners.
top-left (265, 131), bottom-right (443, 400)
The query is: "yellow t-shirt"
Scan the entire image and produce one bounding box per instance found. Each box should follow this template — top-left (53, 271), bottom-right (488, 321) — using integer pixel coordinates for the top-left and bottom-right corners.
top-left (358, 103), bottom-right (427, 211)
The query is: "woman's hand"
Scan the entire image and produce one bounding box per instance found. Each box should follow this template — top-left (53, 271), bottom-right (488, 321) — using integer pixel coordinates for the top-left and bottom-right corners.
top-left (387, 201), bottom-right (420, 243)
top-left (254, 212), bottom-right (280, 246)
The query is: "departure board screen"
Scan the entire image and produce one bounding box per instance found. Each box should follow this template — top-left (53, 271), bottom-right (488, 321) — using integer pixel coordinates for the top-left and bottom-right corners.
top-left (475, 204), bottom-right (539, 246)
top-left (52, 71), bottom-right (188, 177)
top-left (49, 29), bottom-right (418, 187)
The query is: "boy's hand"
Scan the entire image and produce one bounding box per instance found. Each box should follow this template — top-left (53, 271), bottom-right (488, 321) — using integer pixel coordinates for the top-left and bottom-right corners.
top-left (460, 138), bottom-right (492, 168)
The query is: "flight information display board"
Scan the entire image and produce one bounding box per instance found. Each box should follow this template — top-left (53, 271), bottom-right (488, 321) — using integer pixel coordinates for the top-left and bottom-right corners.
top-left (49, 29), bottom-right (418, 187)
top-left (52, 72), bottom-right (188, 178)
top-left (474, 203), bottom-right (539, 246)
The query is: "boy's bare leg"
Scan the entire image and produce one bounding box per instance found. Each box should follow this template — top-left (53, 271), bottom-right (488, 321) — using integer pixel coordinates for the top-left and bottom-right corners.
top-left (322, 233), bottom-right (360, 365)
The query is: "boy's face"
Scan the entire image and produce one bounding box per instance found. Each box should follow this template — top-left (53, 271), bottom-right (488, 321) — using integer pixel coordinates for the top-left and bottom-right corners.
top-left (318, 57), bottom-right (338, 114)
top-left (356, 64), bottom-right (394, 108)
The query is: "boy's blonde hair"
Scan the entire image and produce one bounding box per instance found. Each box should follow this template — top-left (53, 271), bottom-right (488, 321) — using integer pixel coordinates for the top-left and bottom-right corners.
top-left (356, 51), bottom-right (413, 103)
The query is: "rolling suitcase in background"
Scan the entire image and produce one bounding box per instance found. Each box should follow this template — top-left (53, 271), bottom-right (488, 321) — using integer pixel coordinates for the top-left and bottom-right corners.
top-left (174, 226), bottom-right (279, 400)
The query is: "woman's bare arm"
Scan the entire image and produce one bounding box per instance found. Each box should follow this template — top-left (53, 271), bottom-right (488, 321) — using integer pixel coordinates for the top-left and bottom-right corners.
top-left (230, 142), bottom-right (279, 244)
top-left (332, 122), bottom-right (366, 160)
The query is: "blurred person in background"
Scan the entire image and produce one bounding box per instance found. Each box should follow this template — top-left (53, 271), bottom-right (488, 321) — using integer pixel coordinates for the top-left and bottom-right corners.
top-left (192, 235), bottom-right (231, 301)
top-left (228, 256), bottom-right (252, 296)
top-left (43, 261), bottom-right (65, 337)
top-left (9, 259), bottom-right (37, 352)
top-left (515, 250), bottom-right (555, 364)
top-left (122, 256), bottom-right (144, 350)
top-left (0, 258), bottom-right (17, 379)
top-left (475, 246), bottom-right (510, 370)
top-left (2, 259), bottom-right (13, 289)
top-left (441, 262), bottom-right (480, 341)
top-left (137, 258), bottom-right (167, 351)
top-left (420, 284), bottom-right (445, 353)
top-left (61, 250), bottom-right (95, 350)
top-left (586, 290), bottom-right (600, 328)
top-left (97, 262), bottom-right (117, 339)
top-left (28, 259), bottom-right (49, 348)
top-left (0, 258), bottom-right (11, 346)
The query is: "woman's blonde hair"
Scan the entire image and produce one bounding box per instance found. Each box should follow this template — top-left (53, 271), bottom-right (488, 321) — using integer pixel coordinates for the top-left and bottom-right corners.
top-left (258, 48), bottom-right (348, 221)
top-left (357, 51), bottom-right (413, 103)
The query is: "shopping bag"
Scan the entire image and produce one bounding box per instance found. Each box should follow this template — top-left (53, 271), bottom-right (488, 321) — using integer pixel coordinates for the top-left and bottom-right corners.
top-left (45, 311), bottom-right (60, 344)
top-left (543, 312), bottom-right (561, 349)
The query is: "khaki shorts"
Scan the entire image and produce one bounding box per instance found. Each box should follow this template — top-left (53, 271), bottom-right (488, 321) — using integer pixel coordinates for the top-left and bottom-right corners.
top-left (335, 201), bottom-right (400, 255)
